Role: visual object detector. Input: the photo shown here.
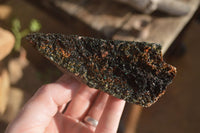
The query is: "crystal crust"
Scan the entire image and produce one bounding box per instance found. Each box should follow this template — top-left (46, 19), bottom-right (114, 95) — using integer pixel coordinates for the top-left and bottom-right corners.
top-left (26, 33), bottom-right (176, 107)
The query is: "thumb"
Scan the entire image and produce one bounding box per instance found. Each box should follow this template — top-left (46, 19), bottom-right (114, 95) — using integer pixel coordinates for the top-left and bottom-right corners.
top-left (6, 74), bottom-right (81, 133)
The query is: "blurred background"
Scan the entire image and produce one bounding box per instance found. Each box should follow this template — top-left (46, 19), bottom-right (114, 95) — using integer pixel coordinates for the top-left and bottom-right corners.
top-left (0, 0), bottom-right (199, 133)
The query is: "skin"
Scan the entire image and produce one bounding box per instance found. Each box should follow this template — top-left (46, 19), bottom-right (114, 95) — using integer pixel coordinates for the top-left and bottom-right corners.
top-left (5, 74), bottom-right (125, 133)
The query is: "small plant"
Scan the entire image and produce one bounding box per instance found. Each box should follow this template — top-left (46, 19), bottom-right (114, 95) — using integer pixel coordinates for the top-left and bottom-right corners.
top-left (12, 18), bottom-right (41, 51)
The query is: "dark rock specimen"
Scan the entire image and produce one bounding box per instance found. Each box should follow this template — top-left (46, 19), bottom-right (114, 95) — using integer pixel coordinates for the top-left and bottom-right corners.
top-left (26, 33), bottom-right (176, 107)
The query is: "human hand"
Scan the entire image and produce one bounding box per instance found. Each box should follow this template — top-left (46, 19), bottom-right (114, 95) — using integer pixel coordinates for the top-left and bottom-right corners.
top-left (6, 74), bottom-right (125, 133)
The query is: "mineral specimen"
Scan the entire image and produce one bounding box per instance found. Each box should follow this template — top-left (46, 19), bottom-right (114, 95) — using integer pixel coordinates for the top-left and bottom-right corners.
top-left (26, 33), bottom-right (176, 107)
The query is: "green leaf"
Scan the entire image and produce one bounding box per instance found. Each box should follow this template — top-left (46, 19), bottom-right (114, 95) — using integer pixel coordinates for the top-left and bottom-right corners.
top-left (12, 18), bottom-right (21, 33)
top-left (29, 19), bottom-right (41, 32)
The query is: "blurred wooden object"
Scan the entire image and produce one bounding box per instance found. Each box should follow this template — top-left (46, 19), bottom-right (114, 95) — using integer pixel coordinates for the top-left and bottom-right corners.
top-left (48, 0), bottom-right (132, 38)
top-left (8, 49), bottom-right (29, 84)
top-left (0, 28), bottom-right (15, 61)
top-left (124, 105), bottom-right (142, 133)
top-left (0, 27), bottom-right (14, 115)
top-left (34, 0), bottom-right (199, 52)
top-left (115, 0), bottom-right (191, 16)
top-left (0, 67), bottom-right (10, 115)
top-left (0, 87), bottom-right (24, 122)
top-left (113, 0), bottom-right (200, 53)
top-left (0, 5), bottom-right (12, 20)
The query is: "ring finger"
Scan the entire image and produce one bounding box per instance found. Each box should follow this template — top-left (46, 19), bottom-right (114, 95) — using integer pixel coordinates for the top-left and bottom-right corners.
top-left (83, 92), bottom-right (109, 130)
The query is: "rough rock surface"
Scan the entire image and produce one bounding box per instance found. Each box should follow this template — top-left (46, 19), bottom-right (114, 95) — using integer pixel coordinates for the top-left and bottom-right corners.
top-left (26, 33), bottom-right (176, 107)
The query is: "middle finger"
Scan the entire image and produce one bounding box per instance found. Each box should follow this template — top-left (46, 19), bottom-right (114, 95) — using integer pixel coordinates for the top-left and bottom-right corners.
top-left (64, 85), bottom-right (99, 120)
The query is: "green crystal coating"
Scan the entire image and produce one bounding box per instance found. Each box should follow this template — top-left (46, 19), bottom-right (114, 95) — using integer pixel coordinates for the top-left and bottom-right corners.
top-left (26, 33), bottom-right (176, 107)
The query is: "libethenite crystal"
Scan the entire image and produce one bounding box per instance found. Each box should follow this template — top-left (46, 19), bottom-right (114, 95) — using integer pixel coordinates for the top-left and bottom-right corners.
top-left (26, 33), bottom-right (176, 107)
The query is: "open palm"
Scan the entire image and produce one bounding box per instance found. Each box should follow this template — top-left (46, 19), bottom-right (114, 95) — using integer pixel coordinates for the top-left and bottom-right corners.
top-left (6, 74), bottom-right (125, 133)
